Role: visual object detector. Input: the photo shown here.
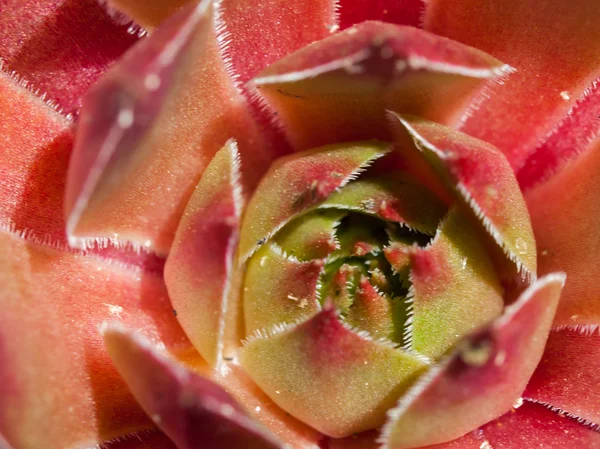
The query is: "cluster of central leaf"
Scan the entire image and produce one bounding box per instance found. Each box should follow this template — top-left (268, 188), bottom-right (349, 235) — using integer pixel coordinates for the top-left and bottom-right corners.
top-left (278, 198), bottom-right (431, 345)
top-left (237, 141), bottom-right (507, 438)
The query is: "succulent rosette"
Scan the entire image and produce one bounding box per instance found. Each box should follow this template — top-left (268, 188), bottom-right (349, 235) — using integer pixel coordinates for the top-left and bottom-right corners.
top-left (1, 0), bottom-right (600, 448)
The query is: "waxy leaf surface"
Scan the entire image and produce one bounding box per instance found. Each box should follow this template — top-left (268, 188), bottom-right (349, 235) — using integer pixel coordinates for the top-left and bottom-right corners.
top-left (240, 308), bottom-right (428, 438)
top-left (165, 140), bottom-right (243, 366)
top-left (252, 21), bottom-right (509, 150)
top-left (381, 274), bottom-right (564, 449)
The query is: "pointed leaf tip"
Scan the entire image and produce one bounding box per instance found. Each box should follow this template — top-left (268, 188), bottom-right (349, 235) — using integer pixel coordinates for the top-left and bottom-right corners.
top-left (251, 21), bottom-right (509, 150)
top-left (389, 113), bottom-right (537, 280)
top-left (380, 273), bottom-right (564, 449)
top-left (65, 0), bottom-right (270, 255)
top-left (103, 324), bottom-right (284, 449)
top-left (240, 308), bottom-right (428, 438)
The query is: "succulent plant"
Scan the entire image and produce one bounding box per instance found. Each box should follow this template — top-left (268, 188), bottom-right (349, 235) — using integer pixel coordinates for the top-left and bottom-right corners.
top-left (1, 1), bottom-right (599, 449)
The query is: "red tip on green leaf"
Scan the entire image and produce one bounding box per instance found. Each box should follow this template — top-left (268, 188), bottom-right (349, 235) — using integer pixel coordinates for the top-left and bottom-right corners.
top-left (408, 207), bottom-right (503, 359)
top-left (102, 324), bottom-right (284, 449)
top-left (238, 141), bottom-right (390, 262)
top-left (240, 307), bottom-right (428, 438)
top-left (389, 113), bottom-right (536, 279)
top-left (244, 244), bottom-right (323, 335)
top-left (380, 273), bottom-right (564, 449)
top-left (165, 140), bottom-right (243, 366)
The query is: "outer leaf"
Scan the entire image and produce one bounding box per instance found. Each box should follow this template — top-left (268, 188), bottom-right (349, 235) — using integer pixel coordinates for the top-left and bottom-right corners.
top-left (0, 73), bottom-right (72, 243)
top-left (380, 273), bottom-right (564, 449)
top-left (107, 0), bottom-right (337, 81)
top-left (0, 0), bottom-right (139, 117)
top-left (408, 207), bottom-right (503, 359)
top-left (104, 431), bottom-right (177, 449)
top-left (238, 141), bottom-right (390, 262)
top-left (517, 77), bottom-right (600, 189)
top-left (524, 326), bottom-right (600, 426)
top-left (480, 401), bottom-right (600, 449)
top-left (106, 0), bottom-right (191, 29)
top-left (389, 114), bottom-right (536, 278)
top-left (103, 324), bottom-right (283, 449)
top-left (164, 140), bottom-right (243, 366)
top-left (0, 233), bottom-right (191, 449)
top-left (216, 0), bottom-right (338, 84)
top-left (239, 307), bottom-right (428, 438)
top-left (251, 21), bottom-right (510, 150)
top-left (424, 0), bottom-right (600, 171)
top-left (338, 0), bottom-right (424, 30)
top-left (526, 140), bottom-right (600, 326)
top-left (65, 0), bottom-right (272, 256)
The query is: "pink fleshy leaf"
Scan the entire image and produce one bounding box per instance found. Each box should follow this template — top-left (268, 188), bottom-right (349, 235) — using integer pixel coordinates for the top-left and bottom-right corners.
top-left (526, 139), bottom-right (600, 326)
top-left (65, 0), bottom-right (274, 256)
top-left (380, 273), bottom-right (564, 449)
top-left (480, 401), bottom-right (600, 449)
top-left (0, 72), bottom-right (73, 244)
top-left (104, 0), bottom-right (191, 29)
top-left (338, 0), bottom-right (425, 30)
top-left (216, 0), bottom-right (338, 85)
top-left (251, 21), bottom-right (510, 151)
top-left (0, 0), bottom-right (140, 118)
top-left (103, 324), bottom-right (284, 449)
top-left (215, 363), bottom-right (325, 449)
top-left (518, 77), bottom-right (600, 190)
top-left (0, 232), bottom-right (191, 449)
top-left (424, 0), bottom-right (600, 172)
top-left (524, 326), bottom-right (600, 426)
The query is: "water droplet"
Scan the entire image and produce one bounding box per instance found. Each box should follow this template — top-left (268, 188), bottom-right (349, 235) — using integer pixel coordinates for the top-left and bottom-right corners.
top-left (117, 109), bottom-right (134, 128)
top-left (560, 91), bottom-right (571, 101)
top-left (144, 73), bottom-right (161, 91)
top-left (515, 238), bottom-right (528, 255)
top-left (494, 350), bottom-right (507, 366)
top-left (221, 404), bottom-right (235, 417)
